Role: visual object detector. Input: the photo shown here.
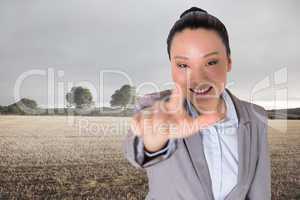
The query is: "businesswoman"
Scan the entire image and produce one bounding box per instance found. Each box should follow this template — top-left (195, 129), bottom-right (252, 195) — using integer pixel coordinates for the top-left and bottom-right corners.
top-left (123, 7), bottom-right (271, 200)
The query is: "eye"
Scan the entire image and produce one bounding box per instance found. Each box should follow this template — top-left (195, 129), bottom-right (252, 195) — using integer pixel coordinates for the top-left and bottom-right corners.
top-left (176, 63), bottom-right (188, 69)
top-left (206, 60), bottom-right (219, 66)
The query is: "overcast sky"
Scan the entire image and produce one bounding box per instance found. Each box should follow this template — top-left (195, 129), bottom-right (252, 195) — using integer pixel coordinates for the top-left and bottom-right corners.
top-left (0, 0), bottom-right (299, 109)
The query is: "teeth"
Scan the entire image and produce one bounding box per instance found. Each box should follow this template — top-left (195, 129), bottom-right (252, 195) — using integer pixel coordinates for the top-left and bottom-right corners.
top-left (193, 86), bottom-right (211, 93)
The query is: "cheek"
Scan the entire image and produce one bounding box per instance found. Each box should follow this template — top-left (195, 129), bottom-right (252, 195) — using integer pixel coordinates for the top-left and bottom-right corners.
top-left (171, 66), bottom-right (189, 94)
top-left (172, 66), bottom-right (186, 84)
top-left (206, 68), bottom-right (228, 88)
top-left (208, 68), bottom-right (227, 83)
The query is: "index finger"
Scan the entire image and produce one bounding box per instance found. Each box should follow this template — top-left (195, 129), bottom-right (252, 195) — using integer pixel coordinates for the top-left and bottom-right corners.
top-left (166, 84), bottom-right (185, 115)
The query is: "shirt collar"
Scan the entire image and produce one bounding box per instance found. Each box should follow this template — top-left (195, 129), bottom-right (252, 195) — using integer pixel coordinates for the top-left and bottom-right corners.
top-left (185, 89), bottom-right (239, 128)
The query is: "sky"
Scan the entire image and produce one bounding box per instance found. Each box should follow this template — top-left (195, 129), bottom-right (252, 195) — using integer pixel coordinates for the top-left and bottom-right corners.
top-left (0, 0), bottom-right (299, 109)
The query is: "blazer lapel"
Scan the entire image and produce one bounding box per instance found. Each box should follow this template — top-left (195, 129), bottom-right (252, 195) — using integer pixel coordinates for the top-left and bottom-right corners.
top-left (154, 89), bottom-right (214, 198)
top-left (183, 88), bottom-right (251, 200)
top-left (180, 97), bottom-right (213, 199)
top-left (154, 88), bottom-right (252, 199)
top-left (184, 129), bottom-right (215, 199)
top-left (224, 89), bottom-right (252, 199)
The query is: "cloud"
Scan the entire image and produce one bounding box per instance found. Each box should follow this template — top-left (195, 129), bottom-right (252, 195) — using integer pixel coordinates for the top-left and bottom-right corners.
top-left (0, 0), bottom-right (299, 109)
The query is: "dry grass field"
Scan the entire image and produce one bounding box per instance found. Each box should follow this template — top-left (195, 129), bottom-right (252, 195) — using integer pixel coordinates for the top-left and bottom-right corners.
top-left (0, 116), bottom-right (299, 200)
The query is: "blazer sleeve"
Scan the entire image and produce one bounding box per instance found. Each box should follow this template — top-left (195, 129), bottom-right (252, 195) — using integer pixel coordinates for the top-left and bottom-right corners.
top-left (122, 95), bottom-right (178, 169)
top-left (247, 108), bottom-right (271, 199)
top-left (144, 138), bottom-right (172, 157)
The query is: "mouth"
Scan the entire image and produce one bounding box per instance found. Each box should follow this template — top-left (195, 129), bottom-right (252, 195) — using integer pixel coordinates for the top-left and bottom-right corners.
top-left (190, 85), bottom-right (213, 96)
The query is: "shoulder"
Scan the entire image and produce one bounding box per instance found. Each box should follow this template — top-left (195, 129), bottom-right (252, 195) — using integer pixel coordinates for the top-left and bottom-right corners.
top-left (239, 99), bottom-right (268, 128)
top-left (241, 100), bottom-right (267, 118)
top-left (225, 88), bottom-right (267, 126)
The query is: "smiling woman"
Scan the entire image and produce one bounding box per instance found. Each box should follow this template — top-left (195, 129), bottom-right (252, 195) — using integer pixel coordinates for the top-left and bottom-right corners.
top-left (170, 28), bottom-right (231, 114)
top-left (123, 6), bottom-right (271, 200)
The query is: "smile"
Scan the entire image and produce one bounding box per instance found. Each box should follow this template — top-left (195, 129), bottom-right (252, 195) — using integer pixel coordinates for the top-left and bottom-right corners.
top-left (190, 86), bottom-right (213, 95)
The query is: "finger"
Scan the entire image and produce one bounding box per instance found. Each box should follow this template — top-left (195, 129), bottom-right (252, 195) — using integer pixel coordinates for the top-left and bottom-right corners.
top-left (168, 113), bottom-right (224, 139)
top-left (188, 113), bottom-right (225, 134)
top-left (140, 110), bottom-right (154, 138)
top-left (130, 113), bottom-right (142, 136)
top-left (166, 84), bottom-right (185, 115)
top-left (140, 106), bottom-right (154, 119)
top-left (153, 109), bottom-right (169, 139)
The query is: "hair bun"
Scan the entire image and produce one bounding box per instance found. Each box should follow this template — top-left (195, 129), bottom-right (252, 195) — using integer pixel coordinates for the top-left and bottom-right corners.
top-left (180, 7), bottom-right (208, 18)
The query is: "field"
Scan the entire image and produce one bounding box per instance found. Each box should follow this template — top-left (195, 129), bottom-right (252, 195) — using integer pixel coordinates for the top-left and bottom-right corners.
top-left (0, 116), bottom-right (299, 200)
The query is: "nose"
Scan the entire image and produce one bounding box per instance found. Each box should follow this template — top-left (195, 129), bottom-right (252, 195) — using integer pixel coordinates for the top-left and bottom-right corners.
top-left (187, 67), bottom-right (209, 88)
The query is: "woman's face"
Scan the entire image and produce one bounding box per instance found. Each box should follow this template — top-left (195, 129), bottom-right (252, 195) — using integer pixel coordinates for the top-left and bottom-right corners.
top-left (170, 28), bottom-right (232, 112)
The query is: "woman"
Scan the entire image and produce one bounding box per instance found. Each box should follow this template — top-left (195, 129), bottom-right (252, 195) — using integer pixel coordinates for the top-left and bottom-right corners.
top-left (123, 7), bottom-right (271, 200)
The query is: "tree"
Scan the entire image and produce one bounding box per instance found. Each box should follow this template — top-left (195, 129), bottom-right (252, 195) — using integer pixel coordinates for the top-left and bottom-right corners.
top-left (7, 98), bottom-right (38, 114)
top-left (0, 106), bottom-right (4, 114)
top-left (65, 92), bottom-right (73, 108)
top-left (110, 85), bottom-right (136, 110)
top-left (65, 86), bottom-right (93, 109)
top-left (17, 98), bottom-right (37, 109)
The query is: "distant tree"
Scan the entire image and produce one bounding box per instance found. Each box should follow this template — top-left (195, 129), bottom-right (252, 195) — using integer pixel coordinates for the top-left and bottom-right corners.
top-left (65, 86), bottom-right (93, 109)
top-left (7, 105), bottom-right (22, 114)
top-left (17, 98), bottom-right (37, 109)
top-left (65, 92), bottom-right (73, 108)
top-left (110, 85), bottom-right (136, 110)
top-left (0, 106), bottom-right (8, 114)
top-left (6, 98), bottom-right (38, 114)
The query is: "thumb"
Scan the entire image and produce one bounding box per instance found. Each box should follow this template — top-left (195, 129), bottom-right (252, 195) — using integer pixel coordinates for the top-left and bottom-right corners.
top-left (170, 112), bottom-right (225, 138)
top-left (191, 112), bottom-right (225, 131)
top-left (166, 84), bottom-right (186, 115)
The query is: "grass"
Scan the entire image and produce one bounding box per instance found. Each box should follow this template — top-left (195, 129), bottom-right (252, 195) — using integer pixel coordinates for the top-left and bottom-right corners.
top-left (0, 116), bottom-right (299, 199)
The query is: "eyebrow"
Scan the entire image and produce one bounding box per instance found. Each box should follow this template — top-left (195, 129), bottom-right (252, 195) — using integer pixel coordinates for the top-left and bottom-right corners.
top-left (173, 51), bottom-right (219, 60)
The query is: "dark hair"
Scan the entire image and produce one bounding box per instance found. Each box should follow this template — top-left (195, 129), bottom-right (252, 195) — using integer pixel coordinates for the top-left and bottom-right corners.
top-left (167, 7), bottom-right (231, 60)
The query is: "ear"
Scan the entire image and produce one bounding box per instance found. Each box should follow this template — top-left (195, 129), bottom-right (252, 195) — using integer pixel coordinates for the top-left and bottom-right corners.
top-left (227, 56), bottom-right (232, 72)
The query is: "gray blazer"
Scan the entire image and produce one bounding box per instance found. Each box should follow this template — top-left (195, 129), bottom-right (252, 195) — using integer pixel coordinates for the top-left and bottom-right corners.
top-left (123, 88), bottom-right (271, 200)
